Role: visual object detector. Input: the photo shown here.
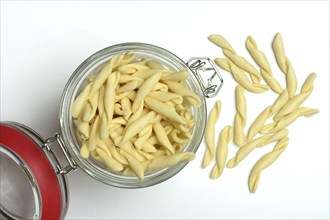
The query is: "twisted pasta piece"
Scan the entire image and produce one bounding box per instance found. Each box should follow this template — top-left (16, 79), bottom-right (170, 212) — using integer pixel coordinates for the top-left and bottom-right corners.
top-left (269, 89), bottom-right (289, 117)
top-left (71, 83), bottom-right (92, 118)
top-left (96, 138), bottom-right (112, 158)
top-left (234, 86), bottom-right (247, 147)
top-left (246, 106), bottom-right (271, 142)
top-left (272, 33), bottom-right (297, 98)
top-left (208, 34), bottom-right (261, 84)
top-left (246, 90), bottom-right (289, 142)
top-left (132, 69), bottom-right (169, 80)
top-left (144, 96), bottom-right (185, 124)
top-left (246, 36), bottom-right (283, 94)
top-left (120, 141), bottom-right (146, 162)
top-left (87, 116), bottom-right (100, 151)
top-left (164, 81), bottom-right (201, 107)
top-left (97, 85), bottom-right (105, 117)
top-left (148, 91), bottom-right (183, 104)
top-left (141, 141), bottom-right (157, 153)
top-left (117, 62), bottom-right (150, 74)
top-left (146, 60), bottom-right (164, 69)
top-left (215, 58), bottom-right (269, 93)
top-left (116, 80), bottom-right (141, 93)
top-left (118, 52), bottom-right (136, 66)
top-left (161, 70), bottom-right (188, 82)
top-left (80, 141), bottom-right (89, 158)
top-left (104, 138), bottom-right (128, 165)
top-left (169, 129), bottom-right (192, 144)
top-left (132, 71), bottom-right (163, 112)
top-left (104, 71), bottom-right (120, 124)
top-left (210, 126), bottom-right (232, 179)
top-left (88, 54), bottom-right (123, 98)
top-left (82, 87), bottom-right (100, 122)
top-left (274, 73), bottom-right (317, 121)
top-left (153, 122), bottom-right (175, 154)
top-left (227, 128), bottom-right (288, 168)
top-left (119, 111), bottom-right (156, 146)
top-left (248, 137), bottom-right (289, 193)
top-left (73, 109), bottom-right (90, 140)
top-left (145, 152), bottom-right (195, 173)
top-left (152, 82), bottom-right (168, 92)
top-left (120, 150), bottom-right (144, 180)
top-left (134, 124), bottom-right (153, 150)
top-left (96, 148), bottom-right (124, 172)
top-left (121, 97), bottom-right (132, 121)
top-left (202, 101), bottom-right (222, 168)
top-left (260, 107), bottom-right (319, 134)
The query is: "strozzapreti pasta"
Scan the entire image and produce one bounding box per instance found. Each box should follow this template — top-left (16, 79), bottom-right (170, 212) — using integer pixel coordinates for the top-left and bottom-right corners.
top-left (210, 125), bottom-right (232, 179)
top-left (246, 36), bottom-right (283, 94)
top-left (209, 33), bottom-right (318, 193)
top-left (208, 34), bottom-right (262, 84)
top-left (202, 101), bottom-right (222, 168)
top-left (272, 33), bottom-right (298, 98)
top-left (248, 137), bottom-right (289, 193)
top-left (234, 86), bottom-right (247, 147)
top-left (71, 52), bottom-right (201, 180)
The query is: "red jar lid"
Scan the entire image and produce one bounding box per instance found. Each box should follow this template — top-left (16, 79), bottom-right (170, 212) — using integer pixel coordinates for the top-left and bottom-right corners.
top-left (0, 123), bottom-right (67, 219)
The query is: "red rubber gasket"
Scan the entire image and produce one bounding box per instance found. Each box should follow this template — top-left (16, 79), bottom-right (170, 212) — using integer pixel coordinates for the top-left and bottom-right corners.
top-left (0, 124), bottom-right (62, 220)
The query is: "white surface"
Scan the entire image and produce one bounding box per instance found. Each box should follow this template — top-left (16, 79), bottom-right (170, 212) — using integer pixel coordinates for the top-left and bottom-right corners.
top-left (1, 1), bottom-right (329, 219)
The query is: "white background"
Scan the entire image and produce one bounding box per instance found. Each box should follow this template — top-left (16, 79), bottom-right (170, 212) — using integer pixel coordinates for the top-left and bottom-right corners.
top-left (1, 1), bottom-right (329, 219)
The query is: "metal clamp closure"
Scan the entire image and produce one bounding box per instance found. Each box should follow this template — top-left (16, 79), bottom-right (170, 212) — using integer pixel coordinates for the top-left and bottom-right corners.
top-left (187, 57), bottom-right (223, 98)
top-left (43, 133), bottom-right (77, 175)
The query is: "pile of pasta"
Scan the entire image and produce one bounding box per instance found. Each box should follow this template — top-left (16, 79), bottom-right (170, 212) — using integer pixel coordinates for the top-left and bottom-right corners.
top-left (71, 52), bottom-right (201, 180)
top-left (204, 33), bottom-right (319, 192)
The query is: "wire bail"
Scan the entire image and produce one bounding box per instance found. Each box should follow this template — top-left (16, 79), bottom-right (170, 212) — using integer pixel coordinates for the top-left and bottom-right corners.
top-left (187, 57), bottom-right (223, 98)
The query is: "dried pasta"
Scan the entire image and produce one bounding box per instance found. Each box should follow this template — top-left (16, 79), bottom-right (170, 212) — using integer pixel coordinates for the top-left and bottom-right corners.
top-left (272, 33), bottom-right (298, 98)
top-left (234, 86), bottom-right (247, 147)
top-left (164, 81), bottom-right (201, 107)
top-left (145, 152), bottom-right (195, 173)
top-left (246, 90), bottom-right (289, 142)
top-left (246, 36), bottom-right (283, 94)
top-left (208, 34), bottom-right (261, 84)
top-left (202, 101), bottom-right (222, 168)
top-left (209, 32), bottom-right (318, 193)
top-left (260, 107), bottom-right (319, 134)
top-left (71, 52), bottom-right (200, 180)
top-left (274, 73), bottom-right (317, 121)
top-left (215, 58), bottom-right (269, 93)
top-left (227, 128), bottom-right (288, 168)
top-left (210, 126), bottom-right (232, 179)
top-left (248, 137), bottom-right (289, 193)
top-left (132, 71), bottom-right (162, 113)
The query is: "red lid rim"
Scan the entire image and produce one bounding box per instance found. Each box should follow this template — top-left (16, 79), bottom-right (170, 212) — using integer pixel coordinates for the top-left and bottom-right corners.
top-left (0, 124), bottom-right (63, 220)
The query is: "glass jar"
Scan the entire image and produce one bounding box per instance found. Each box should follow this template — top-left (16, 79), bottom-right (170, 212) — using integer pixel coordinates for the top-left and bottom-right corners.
top-left (0, 43), bottom-right (223, 219)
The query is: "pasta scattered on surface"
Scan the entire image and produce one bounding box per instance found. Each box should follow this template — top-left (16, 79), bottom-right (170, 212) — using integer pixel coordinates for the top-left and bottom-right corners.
top-left (234, 86), bottom-right (247, 147)
top-left (203, 101), bottom-right (222, 168)
top-left (227, 129), bottom-right (289, 168)
top-left (274, 73), bottom-right (317, 121)
top-left (210, 126), bottom-right (232, 179)
top-left (248, 137), bottom-right (289, 193)
top-left (208, 34), bottom-right (261, 84)
top-left (246, 36), bottom-right (283, 94)
top-left (272, 33), bottom-right (298, 98)
top-left (209, 33), bottom-right (318, 192)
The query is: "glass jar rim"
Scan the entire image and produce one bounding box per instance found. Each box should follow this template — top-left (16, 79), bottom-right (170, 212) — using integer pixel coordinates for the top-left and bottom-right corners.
top-left (59, 42), bottom-right (207, 188)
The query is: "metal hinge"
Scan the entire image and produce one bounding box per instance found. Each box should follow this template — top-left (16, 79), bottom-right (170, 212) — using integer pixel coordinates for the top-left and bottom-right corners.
top-left (187, 57), bottom-right (223, 98)
top-left (43, 133), bottom-right (77, 175)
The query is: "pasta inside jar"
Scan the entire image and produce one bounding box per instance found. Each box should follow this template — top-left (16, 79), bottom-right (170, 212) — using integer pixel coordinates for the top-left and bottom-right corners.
top-left (70, 51), bottom-right (202, 181)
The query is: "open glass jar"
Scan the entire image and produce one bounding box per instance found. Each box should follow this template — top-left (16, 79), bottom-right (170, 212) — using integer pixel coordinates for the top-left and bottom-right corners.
top-left (0, 43), bottom-right (223, 219)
